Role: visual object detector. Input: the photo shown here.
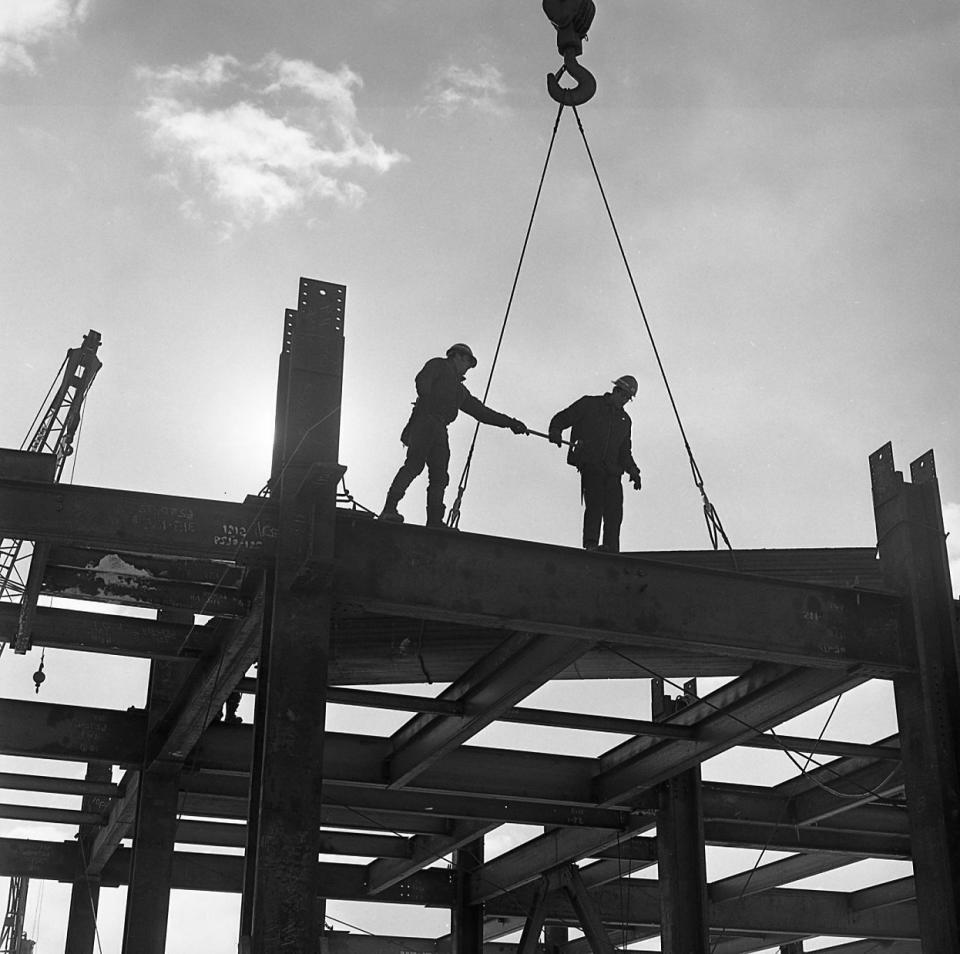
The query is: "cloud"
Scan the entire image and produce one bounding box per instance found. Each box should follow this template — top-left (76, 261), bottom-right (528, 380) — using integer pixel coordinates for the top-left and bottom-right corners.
top-left (422, 62), bottom-right (508, 117)
top-left (0, 0), bottom-right (89, 74)
top-left (137, 53), bottom-right (406, 232)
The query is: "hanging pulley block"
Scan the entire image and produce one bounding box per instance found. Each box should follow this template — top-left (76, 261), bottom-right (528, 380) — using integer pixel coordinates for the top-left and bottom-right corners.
top-left (543, 0), bottom-right (597, 106)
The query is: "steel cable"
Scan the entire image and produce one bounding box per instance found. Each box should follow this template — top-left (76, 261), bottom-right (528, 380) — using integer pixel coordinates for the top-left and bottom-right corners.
top-left (570, 105), bottom-right (736, 560)
top-left (446, 103), bottom-right (566, 528)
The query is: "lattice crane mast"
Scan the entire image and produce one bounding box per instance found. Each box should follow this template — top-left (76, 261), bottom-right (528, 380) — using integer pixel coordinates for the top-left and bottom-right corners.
top-left (0, 329), bottom-right (102, 656)
top-left (0, 876), bottom-right (33, 954)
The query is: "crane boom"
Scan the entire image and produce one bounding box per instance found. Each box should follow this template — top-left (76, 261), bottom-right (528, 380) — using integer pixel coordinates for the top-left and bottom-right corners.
top-left (0, 329), bottom-right (102, 656)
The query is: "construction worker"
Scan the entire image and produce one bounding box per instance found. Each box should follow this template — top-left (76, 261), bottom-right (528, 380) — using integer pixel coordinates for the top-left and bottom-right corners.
top-left (380, 343), bottom-right (528, 527)
top-left (548, 375), bottom-right (642, 552)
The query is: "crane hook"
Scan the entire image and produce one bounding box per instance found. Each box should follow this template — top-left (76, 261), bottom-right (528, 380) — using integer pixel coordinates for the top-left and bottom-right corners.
top-left (547, 53), bottom-right (597, 107)
top-left (543, 0), bottom-right (597, 106)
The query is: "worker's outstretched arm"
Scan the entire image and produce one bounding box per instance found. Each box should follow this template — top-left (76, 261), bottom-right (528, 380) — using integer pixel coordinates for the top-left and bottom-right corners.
top-left (460, 391), bottom-right (527, 433)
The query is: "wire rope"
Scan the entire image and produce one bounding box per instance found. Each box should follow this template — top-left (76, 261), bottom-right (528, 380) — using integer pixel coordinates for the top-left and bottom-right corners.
top-left (446, 103), bottom-right (566, 528)
top-left (569, 105), bottom-right (735, 558)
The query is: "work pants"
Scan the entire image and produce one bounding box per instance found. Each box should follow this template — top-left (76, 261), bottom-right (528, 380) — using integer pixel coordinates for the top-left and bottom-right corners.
top-left (387, 415), bottom-right (450, 521)
top-left (580, 466), bottom-right (624, 552)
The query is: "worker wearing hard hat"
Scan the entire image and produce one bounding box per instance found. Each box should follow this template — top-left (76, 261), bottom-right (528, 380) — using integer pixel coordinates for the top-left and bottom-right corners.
top-left (548, 375), bottom-right (642, 552)
top-left (380, 343), bottom-right (528, 527)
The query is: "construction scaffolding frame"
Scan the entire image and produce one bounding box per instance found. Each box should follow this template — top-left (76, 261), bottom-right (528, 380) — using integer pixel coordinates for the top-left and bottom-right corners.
top-left (1, 277), bottom-right (957, 953)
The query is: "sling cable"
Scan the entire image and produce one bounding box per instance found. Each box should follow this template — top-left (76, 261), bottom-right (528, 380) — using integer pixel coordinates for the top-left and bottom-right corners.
top-left (447, 0), bottom-right (735, 561)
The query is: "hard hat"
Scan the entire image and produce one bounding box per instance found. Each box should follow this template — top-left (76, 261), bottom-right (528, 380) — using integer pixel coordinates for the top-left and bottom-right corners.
top-left (447, 343), bottom-right (478, 368)
top-left (612, 374), bottom-right (638, 398)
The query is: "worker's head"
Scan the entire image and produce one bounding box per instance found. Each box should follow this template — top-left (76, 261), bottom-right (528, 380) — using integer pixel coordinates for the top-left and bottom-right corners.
top-left (611, 374), bottom-right (638, 406)
top-left (446, 343), bottom-right (478, 374)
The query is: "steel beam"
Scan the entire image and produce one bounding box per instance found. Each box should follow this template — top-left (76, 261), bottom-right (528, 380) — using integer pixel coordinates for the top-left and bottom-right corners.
top-left (331, 515), bottom-right (905, 671)
top-left (0, 697), bottom-right (145, 765)
top-left (120, 764), bottom-right (179, 954)
top-left (654, 688), bottom-right (708, 953)
top-left (0, 836), bottom-right (923, 938)
top-left (65, 762), bottom-right (112, 954)
top-left (366, 821), bottom-right (498, 896)
top-left (0, 839), bottom-right (457, 903)
top-left (84, 583), bottom-right (265, 875)
top-left (0, 476), bottom-right (278, 563)
top-left (41, 563), bottom-right (247, 617)
top-left (244, 277), bottom-right (345, 954)
top-left (0, 601), bottom-right (216, 658)
top-left (849, 876), bottom-right (915, 911)
top-left (483, 880), bottom-right (921, 939)
top-left (120, 659), bottom-right (185, 954)
top-left (709, 854), bottom-right (858, 902)
top-left (387, 631), bottom-right (589, 788)
top-left (452, 837), bottom-right (485, 954)
top-left (595, 663), bottom-right (867, 803)
top-left (871, 444), bottom-right (960, 951)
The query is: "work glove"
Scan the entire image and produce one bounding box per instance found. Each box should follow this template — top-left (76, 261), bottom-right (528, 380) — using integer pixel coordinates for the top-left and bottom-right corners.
top-left (548, 431), bottom-right (563, 447)
top-left (630, 472), bottom-right (642, 491)
top-left (509, 418), bottom-right (528, 435)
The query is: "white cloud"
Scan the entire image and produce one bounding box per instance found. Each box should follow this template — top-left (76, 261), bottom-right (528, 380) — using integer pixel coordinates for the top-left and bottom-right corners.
top-left (422, 62), bottom-right (508, 117)
top-left (0, 0), bottom-right (89, 74)
top-left (137, 53), bottom-right (406, 231)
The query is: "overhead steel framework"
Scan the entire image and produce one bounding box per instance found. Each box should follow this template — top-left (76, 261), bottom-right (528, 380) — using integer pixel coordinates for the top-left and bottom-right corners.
top-left (0, 277), bottom-right (958, 954)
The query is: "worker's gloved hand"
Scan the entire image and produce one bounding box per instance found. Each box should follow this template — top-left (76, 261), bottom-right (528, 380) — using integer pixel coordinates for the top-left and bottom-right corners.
top-left (630, 472), bottom-right (642, 491)
top-left (509, 418), bottom-right (528, 435)
top-left (548, 431), bottom-right (563, 447)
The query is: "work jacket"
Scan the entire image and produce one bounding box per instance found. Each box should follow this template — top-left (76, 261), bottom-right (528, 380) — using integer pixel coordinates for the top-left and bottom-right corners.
top-left (410, 357), bottom-right (514, 428)
top-left (549, 393), bottom-right (641, 477)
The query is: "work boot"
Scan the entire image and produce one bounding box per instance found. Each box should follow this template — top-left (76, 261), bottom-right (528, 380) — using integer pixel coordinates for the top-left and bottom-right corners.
top-left (379, 494), bottom-right (404, 524)
top-left (426, 504), bottom-right (446, 529)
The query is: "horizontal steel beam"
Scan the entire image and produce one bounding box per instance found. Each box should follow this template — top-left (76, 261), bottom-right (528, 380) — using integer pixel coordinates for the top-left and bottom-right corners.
top-left (484, 879), bottom-right (919, 939)
top-left (0, 602), bottom-right (215, 658)
top-left (41, 564), bottom-right (247, 617)
top-left (0, 837), bottom-right (919, 938)
top-left (0, 475), bottom-right (278, 563)
top-left (0, 839), bottom-right (456, 903)
top-left (0, 771), bottom-right (119, 798)
top-left (333, 515), bottom-right (906, 672)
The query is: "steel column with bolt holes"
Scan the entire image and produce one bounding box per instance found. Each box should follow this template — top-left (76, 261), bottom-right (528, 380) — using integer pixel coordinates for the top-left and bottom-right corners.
top-left (241, 278), bottom-right (346, 954)
top-left (654, 680), bottom-right (709, 954)
top-left (870, 443), bottom-right (960, 952)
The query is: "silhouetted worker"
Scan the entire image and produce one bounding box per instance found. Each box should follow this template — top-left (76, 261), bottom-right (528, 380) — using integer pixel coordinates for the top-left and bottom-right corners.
top-left (380, 343), bottom-right (528, 527)
top-left (548, 375), bottom-right (642, 552)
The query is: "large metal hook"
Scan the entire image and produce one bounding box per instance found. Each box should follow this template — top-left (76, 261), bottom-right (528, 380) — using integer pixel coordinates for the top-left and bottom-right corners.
top-left (547, 53), bottom-right (597, 107)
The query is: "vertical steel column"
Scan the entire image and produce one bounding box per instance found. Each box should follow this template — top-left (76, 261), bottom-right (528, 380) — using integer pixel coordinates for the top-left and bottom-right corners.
top-left (452, 837), bottom-right (484, 954)
top-left (65, 763), bottom-right (112, 954)
top-left (654, 679), bottom-right (709, 953)
top-left (541, 826), bottom-right (567, 954)
top-left (870, 443), bottom-right (960, 951)
top-left (120, 660), bottom-right (184, 954)
top-left (242, 278), bottom-right (345, 954)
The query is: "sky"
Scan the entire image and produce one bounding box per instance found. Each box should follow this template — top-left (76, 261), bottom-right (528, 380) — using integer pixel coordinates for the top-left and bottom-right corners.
top-left (1, 0), bottom-right (958, 950)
